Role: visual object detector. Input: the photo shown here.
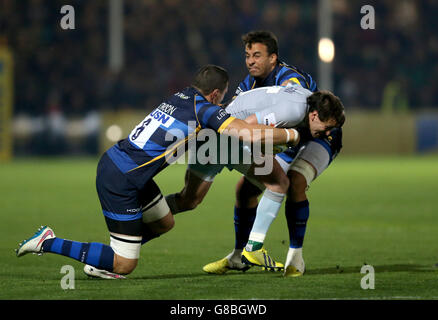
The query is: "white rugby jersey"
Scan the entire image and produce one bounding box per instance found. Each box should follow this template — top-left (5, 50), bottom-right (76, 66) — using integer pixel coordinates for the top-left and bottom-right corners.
top-left (225, 84), bottom-right (311, 128)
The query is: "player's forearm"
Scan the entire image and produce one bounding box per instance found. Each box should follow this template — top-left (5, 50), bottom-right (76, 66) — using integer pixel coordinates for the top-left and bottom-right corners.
top-left (222, 118), bottom-right (299, 146)
top-left (246, 124), bottom-right (299, 145)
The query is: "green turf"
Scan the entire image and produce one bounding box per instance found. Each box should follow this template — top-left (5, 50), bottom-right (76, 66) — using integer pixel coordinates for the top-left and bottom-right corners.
top-left (1, 155), bottom-right (437, 300)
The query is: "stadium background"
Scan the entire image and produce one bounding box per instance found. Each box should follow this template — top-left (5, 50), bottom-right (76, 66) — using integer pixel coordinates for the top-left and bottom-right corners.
top-left (1, 0), bottom-right (437, 157)
top-left (1, 0), bottom-right (438, 302)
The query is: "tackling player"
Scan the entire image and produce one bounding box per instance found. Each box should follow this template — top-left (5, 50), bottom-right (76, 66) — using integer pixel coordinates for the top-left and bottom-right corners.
top-left (15, 65), bottom-right (300, 279)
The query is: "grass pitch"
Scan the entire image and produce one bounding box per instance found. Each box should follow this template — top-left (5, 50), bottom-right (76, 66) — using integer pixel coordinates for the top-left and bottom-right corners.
top-left (0, 155), bottom-right (437, 300)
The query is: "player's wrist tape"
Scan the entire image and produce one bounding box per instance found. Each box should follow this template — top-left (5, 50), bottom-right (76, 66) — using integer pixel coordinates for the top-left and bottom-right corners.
top-left (291, 129), bottom-right (299, 144)
top-left (284, 128), bottom-right (290, 143)
top-left (284, 128), bottom-right (299, 144)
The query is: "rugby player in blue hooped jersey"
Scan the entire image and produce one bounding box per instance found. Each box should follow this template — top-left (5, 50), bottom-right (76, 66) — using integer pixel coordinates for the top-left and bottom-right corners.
top-left (15, 65), bottom-right (300, 279)
top-left (167, 31), bottom-right (344, 277)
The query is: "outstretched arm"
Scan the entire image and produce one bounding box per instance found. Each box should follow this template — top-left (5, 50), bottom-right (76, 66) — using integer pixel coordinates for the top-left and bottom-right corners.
top-left (220, 117), bottom-right (300, 146)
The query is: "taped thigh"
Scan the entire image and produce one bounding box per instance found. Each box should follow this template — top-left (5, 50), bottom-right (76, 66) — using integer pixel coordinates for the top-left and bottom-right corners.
top-left (109, 233), bottom-right (142, 259)
top-left (142, 193), bottom-right (171, 223)
top-left (289, 141), bottom-right (330, 186)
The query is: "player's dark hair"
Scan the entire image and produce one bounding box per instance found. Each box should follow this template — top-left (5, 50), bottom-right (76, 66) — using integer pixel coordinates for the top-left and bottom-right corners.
top-left (192, 64), bottom-right (229, 95)
top-left (242, 30), bottom-right (279, 56)
top-left (307, 91), bottom-right (345, 127)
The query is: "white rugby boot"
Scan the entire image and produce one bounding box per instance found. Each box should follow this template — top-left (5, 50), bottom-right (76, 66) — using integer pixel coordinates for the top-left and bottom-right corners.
top-left (16, 226), bottom-right (55, 257)
top-left (283, 247), bottom-right (305, 277)
top-left (83, 264), bottom-right (126, 279)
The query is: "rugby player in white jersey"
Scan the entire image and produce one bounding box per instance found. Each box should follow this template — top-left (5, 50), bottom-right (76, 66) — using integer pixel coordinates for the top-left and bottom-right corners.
top-left (203, 30), bottom-right (344, 277)
top-left (166, 83), bottom-right (345, 276)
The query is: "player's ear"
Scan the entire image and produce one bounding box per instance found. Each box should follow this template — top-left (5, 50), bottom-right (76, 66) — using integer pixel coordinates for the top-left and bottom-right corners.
top-left (309, 110), bottom-right (318, 121)
top-left (210, 89), bottom-right (220, 104)
top-left (269, 53), bottom-right (278, 64)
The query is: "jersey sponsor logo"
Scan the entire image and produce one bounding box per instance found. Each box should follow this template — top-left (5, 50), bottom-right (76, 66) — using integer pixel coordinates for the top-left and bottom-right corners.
top-left (216, 109), bottom-right (228, 121)
top-left (174, 92), bottom-right (189, 100)
top-left (150, 109), bottom-right (172, 124)
top-left (129, 108), bottom-right (176, 149)
top-left (157, 102), bottom-right (177, 116)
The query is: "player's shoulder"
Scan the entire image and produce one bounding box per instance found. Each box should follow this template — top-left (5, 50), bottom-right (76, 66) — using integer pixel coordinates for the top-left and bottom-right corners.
top-left (277, 61), bottom-right (306, 74)
top-left (276, 61), bottom-right (318, 91)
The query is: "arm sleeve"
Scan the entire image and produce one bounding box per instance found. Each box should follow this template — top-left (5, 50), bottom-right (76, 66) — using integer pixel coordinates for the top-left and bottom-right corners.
top-left (196, 102), bottom-right (234, 132)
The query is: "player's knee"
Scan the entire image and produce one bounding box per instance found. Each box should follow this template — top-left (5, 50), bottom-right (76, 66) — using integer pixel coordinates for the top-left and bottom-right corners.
top-left (153, 212), bottom-right (175, 234)
top-left (177, 185), bottom-right (207, 211)
top-left (163, 214), bottom-right (175, 233)
top-left (113, 255), bottom-right (138, 275)
top-left (263, 170), bottom-right (290, 195)
top-left (235, 177), bottom-right (261, 204)
top-left (166, 192), bottom-right (199, 213)
top-left (276, 172), bottom-right (290, 194)
top-left (288, 170), bottom-right (308, 199)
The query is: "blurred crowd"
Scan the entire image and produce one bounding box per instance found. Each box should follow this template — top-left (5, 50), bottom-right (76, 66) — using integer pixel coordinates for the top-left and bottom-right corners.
top-left (0, 0), bottom-right (437, 154)
top-left (333, 0), bottom-right (438, 109)
top-left (1, 0), bottom-right (437, 116)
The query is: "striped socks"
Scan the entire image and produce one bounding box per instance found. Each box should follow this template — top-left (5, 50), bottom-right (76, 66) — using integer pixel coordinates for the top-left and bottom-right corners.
top-left (42, 238), bottom-right (114, 272)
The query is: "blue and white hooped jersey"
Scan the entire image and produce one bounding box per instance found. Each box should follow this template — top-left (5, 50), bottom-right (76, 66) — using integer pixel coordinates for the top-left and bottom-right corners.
top-left (105, 87), bottom-right (234, 189)
top-left (235, 61), bottom-right (318, 96)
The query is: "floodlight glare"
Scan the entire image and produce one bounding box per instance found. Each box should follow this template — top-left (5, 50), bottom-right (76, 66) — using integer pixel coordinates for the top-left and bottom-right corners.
top-left (106, 124), bottom-right (123, 142)
top-left (318, 37), bottom-right (335, 63)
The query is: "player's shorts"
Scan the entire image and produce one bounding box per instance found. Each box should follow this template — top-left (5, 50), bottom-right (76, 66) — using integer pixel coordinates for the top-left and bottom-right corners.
top-left (96, 152), bottom-right (170, 259)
